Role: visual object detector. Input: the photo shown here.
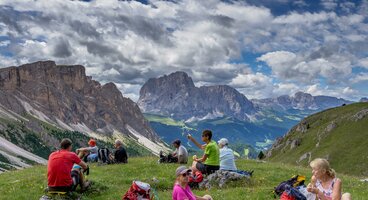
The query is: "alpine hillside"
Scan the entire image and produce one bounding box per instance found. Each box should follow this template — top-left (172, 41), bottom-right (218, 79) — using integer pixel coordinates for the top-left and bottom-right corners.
top-left (266, 102), bottom-right (368, 176)
top-left (0, 61), bottom-right (168, 172)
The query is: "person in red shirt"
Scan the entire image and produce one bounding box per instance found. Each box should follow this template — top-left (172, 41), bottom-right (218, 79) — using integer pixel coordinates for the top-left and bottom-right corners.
top-left (47, 138), bottom-right (88, 192)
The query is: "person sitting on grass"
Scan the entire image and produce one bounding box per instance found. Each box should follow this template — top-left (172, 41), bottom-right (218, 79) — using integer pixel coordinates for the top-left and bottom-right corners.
top-left (172, 139), bottom-right (189, 164)
top-left (172, 166), bottom-right (213, 200)
top-left (47, 138), bottom-right (89, 192)
top-left (76, 138), bottom-right (98, 162)
top-left (307, 158), bottom-right (352, 200)
top-left (188, 130), bottom-right (220, 175)
top-left (217, 138), bottom-right (237, 171)
top-left (110, 139), bottom-right (128, 163)
top-left (159, 139), bottom-right (188, 164)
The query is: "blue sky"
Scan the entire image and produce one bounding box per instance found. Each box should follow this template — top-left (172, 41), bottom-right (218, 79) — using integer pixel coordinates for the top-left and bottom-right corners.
top-left (0, 0), bottom-right (367, 101)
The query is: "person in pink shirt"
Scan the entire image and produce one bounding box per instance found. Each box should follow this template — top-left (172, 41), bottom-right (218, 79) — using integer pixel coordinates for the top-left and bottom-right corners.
top-left (172, 166), bottom-right (213, 200)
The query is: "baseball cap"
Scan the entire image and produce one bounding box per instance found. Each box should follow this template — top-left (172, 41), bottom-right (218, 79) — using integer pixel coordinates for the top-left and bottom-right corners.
top-left (218, 138), bottom-right (228, 146)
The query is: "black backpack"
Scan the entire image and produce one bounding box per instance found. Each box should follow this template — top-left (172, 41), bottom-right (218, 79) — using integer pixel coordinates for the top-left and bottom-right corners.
top-left (98, 148), bottom-right (112, 164)
top-left (274, 175), bottom-right (306, 196)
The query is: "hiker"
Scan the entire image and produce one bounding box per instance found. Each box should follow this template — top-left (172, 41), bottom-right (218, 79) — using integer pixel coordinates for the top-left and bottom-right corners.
top-left (159, 139), bottom-right (188, 164)
top-left (111, 139), bottom-right (128, 163)
top-left (76, 138), bottom-right (98, 162)
top-left (47, 138), bottom-right (89, 192)
top-left (172, 139), bottom-right (188, 164)
top-left (172, 166), bottom-right (213, 200)
top-left (217, 138), bottom-right (237, 171)
top-left (307, 158), bottom-right (351, 200)
top-left (188, 130), bottom-right (219, 175)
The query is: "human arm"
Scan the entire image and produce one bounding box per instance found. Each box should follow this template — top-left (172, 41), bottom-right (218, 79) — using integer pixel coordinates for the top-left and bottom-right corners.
top-left (331, 178), bottom-right (342, 200)
top-left (187, 134), bottom-right (205, 150)
top-left (195, 196), bottom-right (211, 200)
top-left (195, 154), bottom-right (208, 163)
top-left (78, 160), bottom-right (88, 170)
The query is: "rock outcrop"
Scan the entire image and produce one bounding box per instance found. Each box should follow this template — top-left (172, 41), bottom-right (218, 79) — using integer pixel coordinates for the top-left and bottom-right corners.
top-left (0, 61), bottom-right (161, 145)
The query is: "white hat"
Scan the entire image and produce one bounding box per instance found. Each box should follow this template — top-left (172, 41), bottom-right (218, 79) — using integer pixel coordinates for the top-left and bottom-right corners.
top-left (218, 138), bottom-right (228, 146)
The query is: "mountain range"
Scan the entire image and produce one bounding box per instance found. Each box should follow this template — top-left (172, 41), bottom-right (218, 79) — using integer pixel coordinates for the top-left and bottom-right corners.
top-left (0, 61), bottom-right (167, 171)
top-left (138, 71), bottom-right (354, 155)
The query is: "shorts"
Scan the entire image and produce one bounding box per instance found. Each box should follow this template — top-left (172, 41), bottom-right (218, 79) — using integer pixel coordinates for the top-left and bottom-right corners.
top-left (196, 162), bottom-right (219, 175)
top-left (87, 153), bottom-right (98, 162)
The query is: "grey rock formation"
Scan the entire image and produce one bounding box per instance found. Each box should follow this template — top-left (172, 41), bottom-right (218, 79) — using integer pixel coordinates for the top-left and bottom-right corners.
top-left (0, 61), bottom-right (159, 141)
top-left (138, 71), bottom-right (256, 121)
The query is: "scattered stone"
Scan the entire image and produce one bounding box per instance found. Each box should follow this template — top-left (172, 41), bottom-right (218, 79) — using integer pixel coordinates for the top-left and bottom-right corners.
top-left (325, 121), bottom-right (337, 132)
top-left (351, 109), bottom-right (368, 122)
top-left (290, 138), bottom-right (302, 150)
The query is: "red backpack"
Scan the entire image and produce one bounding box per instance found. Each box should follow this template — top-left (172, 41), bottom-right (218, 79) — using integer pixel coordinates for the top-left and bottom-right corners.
top-left (122, 181), bottom-right (152, 200)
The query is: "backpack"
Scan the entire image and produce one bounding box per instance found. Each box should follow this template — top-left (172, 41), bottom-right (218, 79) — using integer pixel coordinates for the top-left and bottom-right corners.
top-left (274, 175), bottom-right (306, 196)
top-left (98, 148), bottom-right (112, 164)
top-left (122, 181), bottom-right (152, 200)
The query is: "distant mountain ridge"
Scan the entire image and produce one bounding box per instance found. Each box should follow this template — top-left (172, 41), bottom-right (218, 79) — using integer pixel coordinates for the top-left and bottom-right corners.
top-left (138, 71), bottom-right (353, 121)
top-left (0, 61), bottom-right (168, 170)
top-left (138, 71), bottom-right (256, 121)
top-left (253, 92), bottom-right (353, 111)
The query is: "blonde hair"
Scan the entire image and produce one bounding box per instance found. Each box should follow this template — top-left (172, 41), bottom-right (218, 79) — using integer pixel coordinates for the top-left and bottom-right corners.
top-left (310, 158), bottom-right (336, 178)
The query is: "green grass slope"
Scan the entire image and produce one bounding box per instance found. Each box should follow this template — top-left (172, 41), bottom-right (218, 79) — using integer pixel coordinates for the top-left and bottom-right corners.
top-left (267, 102), bottom-right (368, 177)
top-left (0, 157), bottom-right (367, 200)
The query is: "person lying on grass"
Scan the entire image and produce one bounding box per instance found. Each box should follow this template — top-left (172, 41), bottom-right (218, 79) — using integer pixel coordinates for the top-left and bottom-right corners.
top-left (172, 166), bottom-right (213, 200)
top-left (307, 158), bottom-right (351, 200)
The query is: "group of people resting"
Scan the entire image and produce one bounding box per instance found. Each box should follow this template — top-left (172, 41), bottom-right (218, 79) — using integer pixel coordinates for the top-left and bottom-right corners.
top-left (172, 130), bottom-right (241, 200)
top-left (47, 138), bottom-right (128, 193)
top-left (170, 130), bottom-right (352, 200)
top-left (46, 130), bottom-right (352, 200)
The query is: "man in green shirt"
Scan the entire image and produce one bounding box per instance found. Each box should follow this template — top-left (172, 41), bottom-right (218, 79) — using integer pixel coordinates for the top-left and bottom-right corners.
top-left (188, 130), bottom-right (220, 175)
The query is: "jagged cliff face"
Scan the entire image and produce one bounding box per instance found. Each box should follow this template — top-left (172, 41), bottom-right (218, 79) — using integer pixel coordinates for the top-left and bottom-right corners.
top-left (0, 61), bottom-right (166, 163)
top-left (138, 71), bottom-right (256, 121)
top-left (253, 92), bottom-right (353, 111)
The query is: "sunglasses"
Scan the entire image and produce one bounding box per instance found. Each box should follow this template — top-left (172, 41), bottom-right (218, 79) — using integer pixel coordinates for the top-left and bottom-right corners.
top-left (181, 172), bottom-right (191, 177)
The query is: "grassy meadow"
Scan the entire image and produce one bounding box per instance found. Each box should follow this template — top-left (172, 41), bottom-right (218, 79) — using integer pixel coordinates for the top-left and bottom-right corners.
top-left (0, 157), bottom-right (367, 200)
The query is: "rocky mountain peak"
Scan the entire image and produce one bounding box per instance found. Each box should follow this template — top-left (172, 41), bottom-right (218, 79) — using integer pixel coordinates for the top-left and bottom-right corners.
top-left (138, 71), bottom-right (256, 121)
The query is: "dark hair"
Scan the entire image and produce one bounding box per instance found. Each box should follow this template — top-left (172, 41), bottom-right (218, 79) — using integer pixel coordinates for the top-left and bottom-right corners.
top-left (60, 138), bottom-right (72, 149)
top-left (202, 130), bottom-right (212, 140)
top-left (173, 139), bottom-right (181, 146)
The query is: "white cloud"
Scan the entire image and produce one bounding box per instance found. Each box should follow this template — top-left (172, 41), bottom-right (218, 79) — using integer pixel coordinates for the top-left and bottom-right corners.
top-left (257, 51), bottom-right (352, 83)
top-left (306, 84), bottom-right (358, 99)
top-left (351, 73), bottom-right (368, 84)
top-left (0, 0), bottom-right (367, 101)
top-left (358, 57), bottom-right (368, 69)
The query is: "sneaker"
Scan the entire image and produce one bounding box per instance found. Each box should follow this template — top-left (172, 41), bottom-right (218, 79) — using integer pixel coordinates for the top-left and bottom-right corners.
top-left (81, 181), bottom-right (90, 191)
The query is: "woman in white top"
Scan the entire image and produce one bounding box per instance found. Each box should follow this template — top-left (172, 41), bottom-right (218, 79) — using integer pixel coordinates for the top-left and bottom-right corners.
top-left (307, 158), bottom-right (351, 200)
top-left (218, 138), bottom-right (237, 171)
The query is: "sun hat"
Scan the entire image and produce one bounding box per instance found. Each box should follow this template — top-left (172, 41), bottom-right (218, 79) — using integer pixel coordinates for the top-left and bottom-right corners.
top-left (175, 166), bottom-right (192, 177)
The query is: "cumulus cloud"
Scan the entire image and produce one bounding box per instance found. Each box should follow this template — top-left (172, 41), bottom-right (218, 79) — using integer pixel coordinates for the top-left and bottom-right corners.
top-left (0, 0), bottom-right (367, 101)
top-left (257, 50), bottom-right (352, 83)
